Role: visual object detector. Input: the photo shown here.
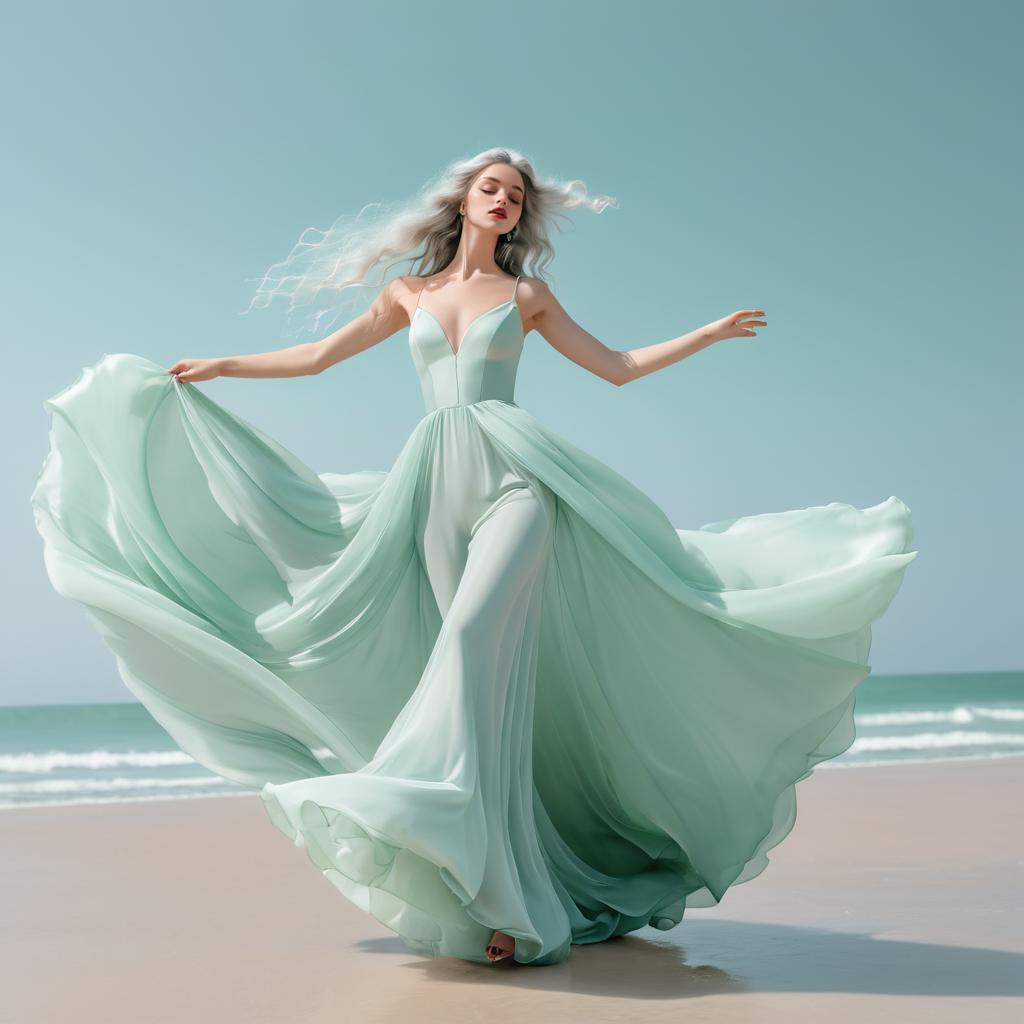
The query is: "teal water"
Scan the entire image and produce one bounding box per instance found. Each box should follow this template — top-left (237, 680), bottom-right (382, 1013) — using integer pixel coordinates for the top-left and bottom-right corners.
top-left (2, 671), bottom-right (1021, 809)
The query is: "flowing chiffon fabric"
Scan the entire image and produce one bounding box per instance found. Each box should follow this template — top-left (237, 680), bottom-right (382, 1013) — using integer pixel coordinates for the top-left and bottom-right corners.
top-left (30, 280), bottom-right (917, 965)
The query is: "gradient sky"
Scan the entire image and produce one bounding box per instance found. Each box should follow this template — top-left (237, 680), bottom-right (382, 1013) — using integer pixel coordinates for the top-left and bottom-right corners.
top-left (4, 0), bottom-right (1021, 705)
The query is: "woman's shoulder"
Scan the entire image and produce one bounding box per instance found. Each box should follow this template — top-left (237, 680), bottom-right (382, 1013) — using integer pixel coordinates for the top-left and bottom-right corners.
top-left (515, 273), bottom-right (550, 293)
top-left (515, 275), bottom-right (553, 313)
top-left (394, 274), bottom-right (422, 294)
top-left (387, 275), bottom-right (427, 312)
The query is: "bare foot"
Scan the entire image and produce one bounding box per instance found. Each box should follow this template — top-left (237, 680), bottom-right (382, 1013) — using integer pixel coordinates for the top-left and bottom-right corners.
top-left (486, 929), bottom-right (515, 963)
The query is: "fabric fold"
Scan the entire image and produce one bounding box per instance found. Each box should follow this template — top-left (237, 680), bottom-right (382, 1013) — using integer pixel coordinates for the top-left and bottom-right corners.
top-left (31, 352), bottom-right (918, 964)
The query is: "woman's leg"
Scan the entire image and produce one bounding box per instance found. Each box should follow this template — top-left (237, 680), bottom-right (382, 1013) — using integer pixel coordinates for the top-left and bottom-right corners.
top-left (413, 480), bottom-right (564, 963)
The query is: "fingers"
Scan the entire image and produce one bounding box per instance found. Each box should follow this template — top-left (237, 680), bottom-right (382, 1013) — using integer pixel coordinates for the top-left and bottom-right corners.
top-left (735, 312), bottom-right (767, 329)
top-left (166, 361), bottom-right (193, 381)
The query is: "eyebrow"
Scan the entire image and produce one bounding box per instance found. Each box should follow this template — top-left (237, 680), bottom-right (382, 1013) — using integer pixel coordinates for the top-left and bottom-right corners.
top-left (480, 176), bottom-right (524, 195)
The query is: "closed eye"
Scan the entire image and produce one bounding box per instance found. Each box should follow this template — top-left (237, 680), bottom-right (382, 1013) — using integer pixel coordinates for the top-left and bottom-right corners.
top-left (482, 189), bottom-right (520, 205)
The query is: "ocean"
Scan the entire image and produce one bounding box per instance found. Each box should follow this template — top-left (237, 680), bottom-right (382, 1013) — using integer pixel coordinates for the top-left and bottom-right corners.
top-left (1, 671), bottom-right (1022, 810)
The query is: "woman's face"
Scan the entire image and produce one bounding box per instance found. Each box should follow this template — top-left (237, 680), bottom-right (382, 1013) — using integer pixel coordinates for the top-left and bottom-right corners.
top-left (464, 163), bottom-right (524, 234)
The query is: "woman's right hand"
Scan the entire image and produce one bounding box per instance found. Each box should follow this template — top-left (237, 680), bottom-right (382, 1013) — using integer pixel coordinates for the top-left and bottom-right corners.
top-left (166, 358), bottom-right (223, 383)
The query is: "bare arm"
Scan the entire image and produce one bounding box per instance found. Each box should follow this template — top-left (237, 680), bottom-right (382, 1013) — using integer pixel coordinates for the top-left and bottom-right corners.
top-left (524, 279), bottom-right (766, 387)
top-left (307, 278), bottom-right (410, 375)
top-left (167, 278), bottom-right (410, 383)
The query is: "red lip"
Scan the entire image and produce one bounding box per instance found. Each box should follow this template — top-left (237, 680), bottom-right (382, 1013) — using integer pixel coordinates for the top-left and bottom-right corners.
top-left (489, 209), bottom-right (507, 219)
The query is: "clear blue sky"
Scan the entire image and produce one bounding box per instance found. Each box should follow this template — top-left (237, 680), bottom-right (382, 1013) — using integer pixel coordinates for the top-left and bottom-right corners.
top-left (5, 1), bottom-right (1021, 704)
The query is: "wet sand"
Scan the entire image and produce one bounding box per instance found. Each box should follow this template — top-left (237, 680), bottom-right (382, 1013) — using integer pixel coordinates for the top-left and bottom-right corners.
top-left (2, 757), bottom-right (1022, 1024)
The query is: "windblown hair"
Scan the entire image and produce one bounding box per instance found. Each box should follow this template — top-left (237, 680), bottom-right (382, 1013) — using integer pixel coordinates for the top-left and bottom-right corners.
top-left (241, 147), bottom-right (618, 338)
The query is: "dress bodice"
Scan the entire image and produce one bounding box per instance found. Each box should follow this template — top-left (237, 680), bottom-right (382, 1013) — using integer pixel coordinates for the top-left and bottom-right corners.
top-left (409, 275), bottom-right (525, 413)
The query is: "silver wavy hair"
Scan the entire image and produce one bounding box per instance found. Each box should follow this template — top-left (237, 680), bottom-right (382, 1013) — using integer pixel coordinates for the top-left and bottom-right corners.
top-left (241, 147), bottom-right (618, 338)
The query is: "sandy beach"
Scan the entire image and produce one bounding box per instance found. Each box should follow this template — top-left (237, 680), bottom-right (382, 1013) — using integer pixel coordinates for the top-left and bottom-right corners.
top-left (2, 757), bottom-right (1021, 1024)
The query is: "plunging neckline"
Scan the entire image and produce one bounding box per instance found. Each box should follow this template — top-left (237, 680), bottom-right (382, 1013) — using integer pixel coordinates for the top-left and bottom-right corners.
top-left (414, 300), bottom-right (520, 358)
top-left (413, 274), bottom-right (522, 358)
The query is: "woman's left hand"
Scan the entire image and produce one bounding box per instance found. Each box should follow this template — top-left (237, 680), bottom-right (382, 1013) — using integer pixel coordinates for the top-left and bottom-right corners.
top-left (702, 310), bottom-right (767, 345)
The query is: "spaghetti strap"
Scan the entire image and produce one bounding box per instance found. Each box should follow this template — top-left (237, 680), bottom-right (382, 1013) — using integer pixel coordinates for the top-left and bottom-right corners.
top-left (512, 274), bottom-right (521, 303)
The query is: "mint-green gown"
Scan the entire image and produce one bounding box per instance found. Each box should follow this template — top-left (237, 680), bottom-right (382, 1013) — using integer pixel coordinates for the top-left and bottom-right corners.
top-left (30, 274), bottom-right (918, 966)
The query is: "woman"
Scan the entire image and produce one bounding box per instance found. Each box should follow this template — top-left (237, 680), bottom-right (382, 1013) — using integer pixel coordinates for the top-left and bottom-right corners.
top-left (31, 147), bottom-right (917, 967)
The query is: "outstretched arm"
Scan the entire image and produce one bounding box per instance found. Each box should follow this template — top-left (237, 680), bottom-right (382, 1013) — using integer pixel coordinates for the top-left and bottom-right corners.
top-left (167, 279), bottom-right (409, 383)
top-left (525, 279), bottom-right (766, 387)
